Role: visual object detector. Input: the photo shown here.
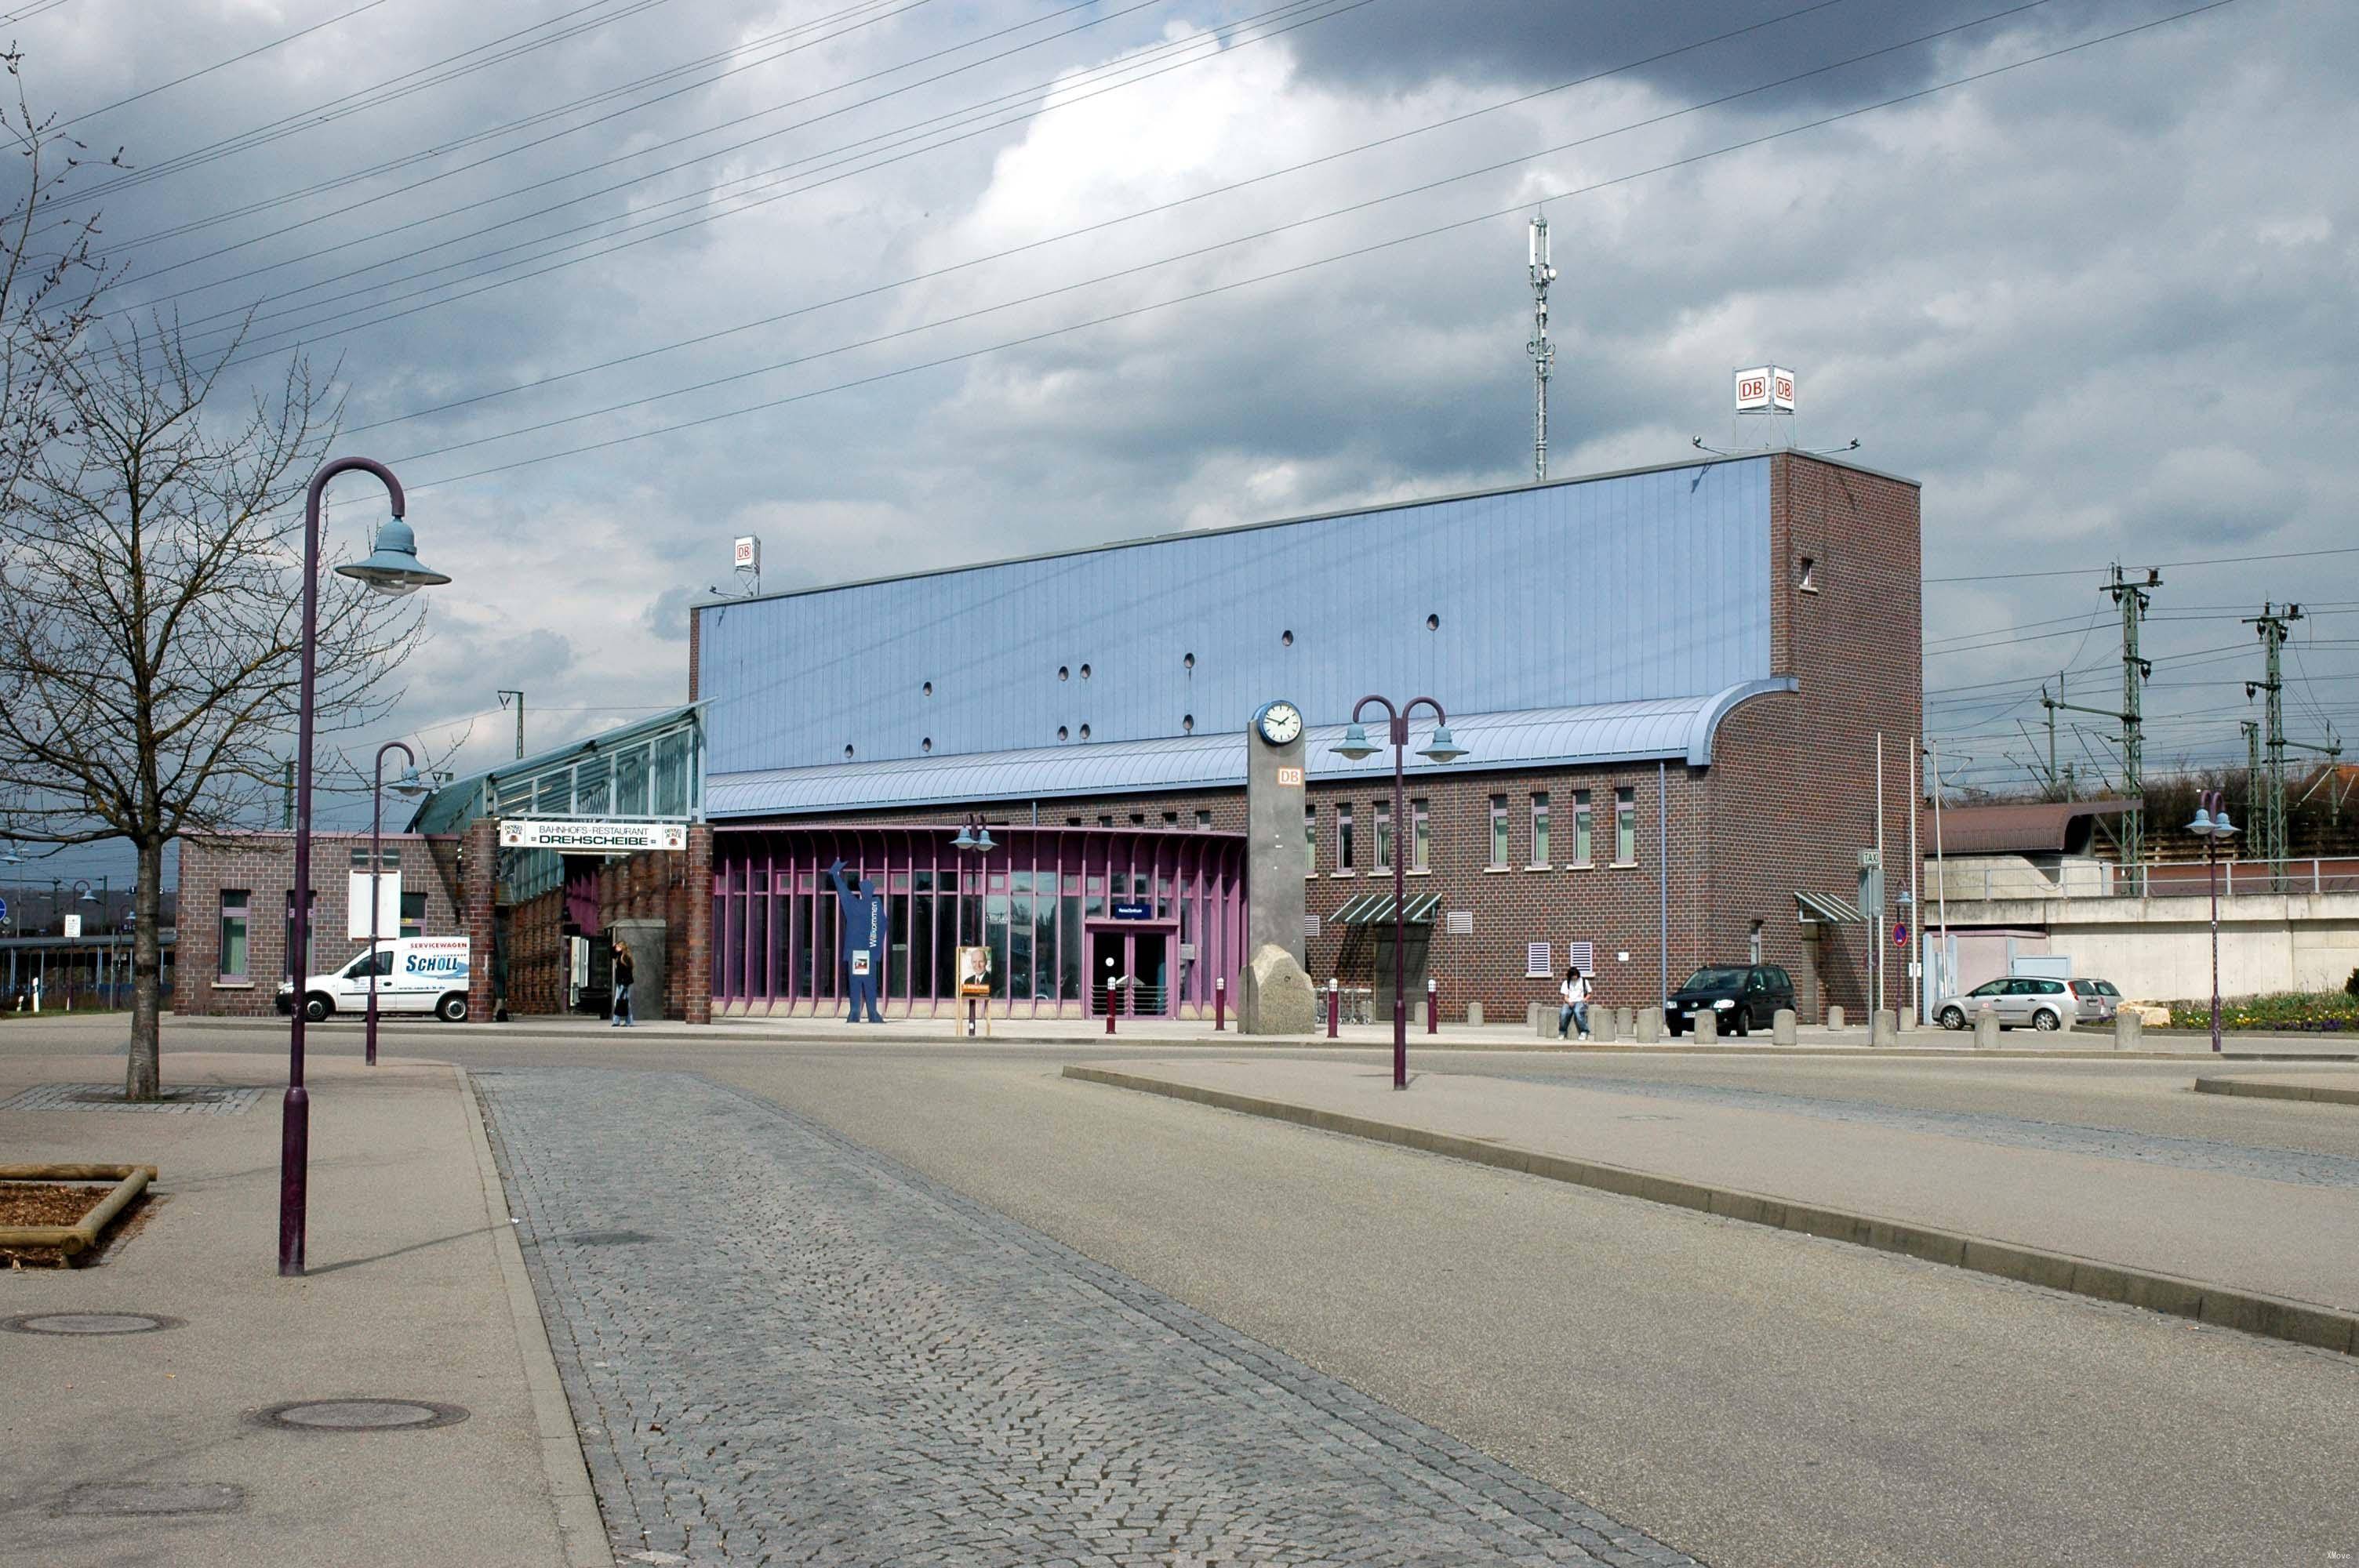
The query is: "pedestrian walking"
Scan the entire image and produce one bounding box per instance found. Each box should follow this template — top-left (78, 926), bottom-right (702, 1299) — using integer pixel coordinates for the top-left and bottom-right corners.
top-left (1558, 964), bottom-right (1590, 1040)
top-left (611, 939), bottom-right (635, 1028)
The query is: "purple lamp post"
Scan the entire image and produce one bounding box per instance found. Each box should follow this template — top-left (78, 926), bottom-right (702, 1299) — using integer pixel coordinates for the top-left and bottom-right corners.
top-left (363, 741), bottom-right (429, 1069)
top-left (1331, 697), bottom-right (1467, 1089)
top-left (281, 457), bottom-right (449, 1278)
top-left (2186, 791), bottom-right (2237, 1054)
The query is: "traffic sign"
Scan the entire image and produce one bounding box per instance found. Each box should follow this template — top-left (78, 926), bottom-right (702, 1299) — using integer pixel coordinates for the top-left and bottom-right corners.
top-left (1893, 923), bottom-right (1909, 946)
top-left (0, 896), bottom-right (9, 924)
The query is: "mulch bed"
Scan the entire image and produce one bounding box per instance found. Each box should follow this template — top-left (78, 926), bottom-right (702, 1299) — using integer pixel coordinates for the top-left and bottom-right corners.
top-left (0, 1183), bottom-right (112, 1269)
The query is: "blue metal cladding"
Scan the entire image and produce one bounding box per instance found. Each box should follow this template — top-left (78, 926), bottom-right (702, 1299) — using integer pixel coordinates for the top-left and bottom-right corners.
top-left (707, 681), bottom-right (1796, 819)
top-left (699, 457), bottom-right (1772, 776)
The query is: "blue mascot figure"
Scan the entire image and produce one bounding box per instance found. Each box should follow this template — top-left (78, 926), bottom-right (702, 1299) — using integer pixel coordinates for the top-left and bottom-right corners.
top-left (826, 858), bottom-right (887, 1024)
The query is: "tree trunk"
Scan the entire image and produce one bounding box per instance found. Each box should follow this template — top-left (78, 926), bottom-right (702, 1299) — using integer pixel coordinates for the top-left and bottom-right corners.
top-left (124, 837), bottom-right (164, 1101)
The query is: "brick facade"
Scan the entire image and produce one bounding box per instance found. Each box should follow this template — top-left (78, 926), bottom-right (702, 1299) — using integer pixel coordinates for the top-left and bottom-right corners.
top-left (176, 831), bottom-right (467, 1017)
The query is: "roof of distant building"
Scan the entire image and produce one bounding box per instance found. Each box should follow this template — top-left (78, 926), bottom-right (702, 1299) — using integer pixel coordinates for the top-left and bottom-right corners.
top-left (1933, 798), bottom-right (2139, 857)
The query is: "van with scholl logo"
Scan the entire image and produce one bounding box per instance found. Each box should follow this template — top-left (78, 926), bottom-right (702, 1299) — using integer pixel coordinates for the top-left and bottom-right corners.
top-left (277, 937), bottom-right (471, 1023)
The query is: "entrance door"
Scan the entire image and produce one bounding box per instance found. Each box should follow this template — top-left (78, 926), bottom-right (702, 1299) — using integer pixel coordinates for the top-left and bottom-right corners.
top-left (1131, 933), bottom-right (1168, 1016)
top-left (1092, 931), bottom-right (1125, 1014)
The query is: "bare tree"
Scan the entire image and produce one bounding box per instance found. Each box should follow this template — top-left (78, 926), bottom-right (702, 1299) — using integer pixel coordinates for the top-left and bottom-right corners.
top-left (0, 320), bottom-right (427, 1098)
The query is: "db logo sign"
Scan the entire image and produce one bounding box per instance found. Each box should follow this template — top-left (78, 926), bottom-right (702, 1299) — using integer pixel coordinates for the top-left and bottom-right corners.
top-left (1276, 767), bottom-right (1305, 787)
top-left (1737, 376), bottom-right (1768, 402)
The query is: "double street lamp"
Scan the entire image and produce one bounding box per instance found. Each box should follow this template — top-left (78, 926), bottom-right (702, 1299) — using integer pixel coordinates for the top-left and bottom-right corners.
top-left (281, 457), bottom-right (450, 1278)
top-left (2186, 793), bottom-right (2237, 1054)
top-left (1332, 697), bottom-right (1467, 1090)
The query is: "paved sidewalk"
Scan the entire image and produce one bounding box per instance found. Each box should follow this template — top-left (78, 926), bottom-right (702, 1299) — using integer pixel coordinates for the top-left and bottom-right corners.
top-left (0, 1051), bottom-right (594, 1567)
top-left (1069, 1057), bottom-right (2359, 1345)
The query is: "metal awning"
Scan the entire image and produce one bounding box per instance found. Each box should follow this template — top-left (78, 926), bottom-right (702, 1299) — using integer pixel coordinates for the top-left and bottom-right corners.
top-left (1795, 890), bottom-right (1865, 924)
top-left (1332, 891), bottom-right (1442, 925)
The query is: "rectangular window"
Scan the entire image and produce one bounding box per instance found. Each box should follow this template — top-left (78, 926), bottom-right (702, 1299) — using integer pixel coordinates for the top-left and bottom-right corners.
top-left (613, 746), bottom-right (650, 815)
top-left (1372, 801), bottom-right (1392, 873)
top-left (1530, 793), bottom-right (1550, 866)
top-left (1161, 811), bottom-right (1178, 826)
top-left (1196, 809), bottom-right (1212, 832)
top-left (1488, 795), bottom-right (1509, 868)
top-left (1304, 803), bottom-right (1317, 873)
top-left (399, 891), bottom-right (426, 937)
top-left (1411, 798), bottom-right (1430, 871)
top-left (1616, 786), bottom-right (1637, 864)
top-left (1572, 790), bottom-right (1593, 866)
top-left (218, 891), bottom-right (249, 978)
top-left (652, 731), bottom-right (690, 817)
top-left (1337, 805), bottom-right (1355, 871)
top-left (1525, 941), bottom-right (1552, 978)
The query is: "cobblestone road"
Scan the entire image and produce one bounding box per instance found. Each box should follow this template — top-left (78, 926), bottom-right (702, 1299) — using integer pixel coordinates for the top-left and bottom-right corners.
top-left (478, 1068), bottom-right (1700, 1568)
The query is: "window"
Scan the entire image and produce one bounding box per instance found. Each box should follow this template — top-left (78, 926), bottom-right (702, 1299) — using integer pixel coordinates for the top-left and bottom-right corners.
top-left (1525, 942), bottom-right (1552, 978)
top-left (1410, 798), bottom-right (1430, 872)
top-left (401, 891), bottom-right (427, 937)
top-left (1529, 793), bottom-right (1550, 866)
top-left (1161, 811), bottom-right (1179, 826)
top-left (1488, 795), bottom-right (1509, 868)
top-left (1572, 790), bottom-right (1593, 866)
top-left (1337, 805), bottom-right (1354, 872)
top-left (1372, 801), bottom-right (1392, 873)
top-left (1304, 804), bottom-right (1318, 872)
top-left (1196, 809), bottom-right (1212, 832)
top-left (218, 891), bottom-right (249, 979)
top-left (1798, 556), bottom-right (1819, 593)
top-left (1615, 786), bottom-right (1637, 864)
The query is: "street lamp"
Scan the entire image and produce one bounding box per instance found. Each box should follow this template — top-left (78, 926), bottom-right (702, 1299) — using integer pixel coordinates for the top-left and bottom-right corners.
top-left (1332, 696), bottom-right (1467, 1090)
top-left (363, 746), bottom-right (427, 1069)
top-left (947, 815), bottom-right (995, 1036)
top-left (281, 457), bottom-right (449, 1278)
top-left (2186, 793), bottom-right (2237, 1054)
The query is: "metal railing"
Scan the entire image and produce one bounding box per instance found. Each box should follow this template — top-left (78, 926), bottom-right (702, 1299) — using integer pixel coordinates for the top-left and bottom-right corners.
top-left (1933, 858), bottom-right (2359, 901)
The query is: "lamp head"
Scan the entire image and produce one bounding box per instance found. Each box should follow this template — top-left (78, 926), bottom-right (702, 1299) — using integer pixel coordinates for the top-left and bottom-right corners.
top-left (391, 767), bottom-right (431, 799)
top-left (2212, 808), bottom-right (2237, 838)
top-left (973, 826), bottom-right (995, 853)
top-left (2185, 807), bottom-right (2213, 837)
top-left (950, 824), bottom-right (976, 851)
top-left (1331, 722), bottom-right (1378, 761)
top-left (336, 517), bottom-right (451, 596)
top-left (1417, 724), bottom-right (1469, 764)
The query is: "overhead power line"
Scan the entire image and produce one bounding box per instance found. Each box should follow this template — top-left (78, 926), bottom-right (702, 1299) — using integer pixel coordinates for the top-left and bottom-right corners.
top-left (56, 0), bottom-right (398, 130)
top-left (382, 0), bottom-right (2242, 494)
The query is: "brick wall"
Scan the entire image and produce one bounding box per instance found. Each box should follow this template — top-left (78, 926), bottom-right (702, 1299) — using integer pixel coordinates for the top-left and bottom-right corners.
top-left (176, 831), bottom-right (467, 1017)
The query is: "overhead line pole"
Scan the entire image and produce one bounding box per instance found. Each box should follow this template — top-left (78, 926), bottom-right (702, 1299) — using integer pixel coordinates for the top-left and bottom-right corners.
top-left (2244, 603), bottom-right (2340, 890)
top-left (1527, 214), bottom-right (1555, 482)
top-left (2044, 565), bottom-right (2157, 891)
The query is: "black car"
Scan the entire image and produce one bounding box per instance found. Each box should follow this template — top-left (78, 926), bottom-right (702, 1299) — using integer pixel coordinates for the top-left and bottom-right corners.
top-left (1665, 964), bottom-right (1797, 1036)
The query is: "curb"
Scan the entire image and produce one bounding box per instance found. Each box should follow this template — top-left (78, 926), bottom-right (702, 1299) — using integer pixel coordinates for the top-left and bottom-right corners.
top-left (1064, 1065), bottom-right (2359, 1359)
top-left (2194, 1076), bottom-right (2359, 1108)
top-left (457, 1066), bottom-right (614, 1568)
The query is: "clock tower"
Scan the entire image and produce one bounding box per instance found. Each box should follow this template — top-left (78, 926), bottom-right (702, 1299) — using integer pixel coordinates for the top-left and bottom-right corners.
top-left (1238, 699), bottom-right (1317, 1034)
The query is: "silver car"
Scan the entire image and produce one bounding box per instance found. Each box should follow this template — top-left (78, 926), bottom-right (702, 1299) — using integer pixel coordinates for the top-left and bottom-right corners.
top-left (2070, 978), bottom-right (2121, 1024)
top-left (1934, 976), bottom-right (2074, 1032)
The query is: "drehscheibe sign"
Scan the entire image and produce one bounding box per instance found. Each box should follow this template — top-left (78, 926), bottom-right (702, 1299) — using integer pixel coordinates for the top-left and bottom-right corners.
top-left (499, 820), bottom-right (689, 852)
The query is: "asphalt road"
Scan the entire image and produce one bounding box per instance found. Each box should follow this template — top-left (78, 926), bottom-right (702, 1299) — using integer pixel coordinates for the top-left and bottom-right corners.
top-left (15, 1014), bottom-right (2359, 1566)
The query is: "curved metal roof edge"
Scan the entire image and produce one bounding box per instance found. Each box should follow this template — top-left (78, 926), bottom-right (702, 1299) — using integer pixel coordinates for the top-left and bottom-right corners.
top-left (1684, 677), bottom-right (1801, 766)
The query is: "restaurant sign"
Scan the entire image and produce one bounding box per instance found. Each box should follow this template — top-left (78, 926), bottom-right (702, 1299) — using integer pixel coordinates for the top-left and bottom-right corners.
top-left (499, 819), bottom-right (689, 852)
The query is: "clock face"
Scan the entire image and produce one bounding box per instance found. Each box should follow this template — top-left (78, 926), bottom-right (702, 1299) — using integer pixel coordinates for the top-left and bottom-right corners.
top-left (1256, 701), bottom-right (1303, 746)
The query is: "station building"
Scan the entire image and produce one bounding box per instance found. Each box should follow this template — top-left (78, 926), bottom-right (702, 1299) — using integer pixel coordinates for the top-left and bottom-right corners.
top-left (177, 449), bottom-right (1921, 1027)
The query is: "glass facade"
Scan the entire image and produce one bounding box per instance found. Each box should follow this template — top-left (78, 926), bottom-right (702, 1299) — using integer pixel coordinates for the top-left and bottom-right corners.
top-left (709, 825), bottom-right (1246, 1019)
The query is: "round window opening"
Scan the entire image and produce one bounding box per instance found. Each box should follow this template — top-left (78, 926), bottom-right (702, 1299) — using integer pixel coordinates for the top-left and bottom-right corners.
top-left (844, 744), bottom-right (854, 759)
top-left (921, 737), bottom-right (933, 753)
top-left (1426, 613), bottom-right (1440, 631)
top-left (1079, 723), bottom-right (1092, 740)
top-left (1057, 725), bottom-right (1069, 742)
top-left (1281, 630), bottom-right (1294, 648)
top-left (1079, 663), bottom-right (1092, 680)
top-left (1058, 665), bottom-right (1070, 681)
top-left (922, 681), bottom-right (933, 696)
top-left (1182, 714), bottom-right (1194, 733)
top-left (1183, 652), bottom-right (1195, 670)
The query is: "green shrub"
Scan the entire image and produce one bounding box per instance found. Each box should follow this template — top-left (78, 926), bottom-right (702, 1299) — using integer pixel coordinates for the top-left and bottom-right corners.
top-left (2161, 990), bottom-right (2359, 1032)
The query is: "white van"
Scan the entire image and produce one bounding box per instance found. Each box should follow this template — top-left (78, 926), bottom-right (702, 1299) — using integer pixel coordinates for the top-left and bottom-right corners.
top-left (278, 937), bottom-right (471, 1023)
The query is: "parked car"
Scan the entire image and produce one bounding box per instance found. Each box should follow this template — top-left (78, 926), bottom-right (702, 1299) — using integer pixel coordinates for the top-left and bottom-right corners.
top-left (1933, 975), bottom-right (2074, 1032)
top-left (275, 937), bottom-right (472, 1022)
top-left (1665, 964), bottom-right (1797, 1036)
top-left (2070, 978), bottom-right (2122, 1024)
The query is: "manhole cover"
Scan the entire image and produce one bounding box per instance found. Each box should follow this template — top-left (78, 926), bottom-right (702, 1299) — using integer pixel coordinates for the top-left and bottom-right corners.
top-left (57, 1481), bottom-right (244, 1516)
top-left (255, 1399), bottom-right (468, 1432)
top-left (556, 1230), bottom-right (653, 1247)
top-left (3, 1312), bottom-right (183, 1336)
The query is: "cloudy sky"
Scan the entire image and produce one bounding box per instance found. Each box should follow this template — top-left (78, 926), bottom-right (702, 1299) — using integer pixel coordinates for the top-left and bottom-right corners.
top-left (17, 0), bottom-right (2356, 883)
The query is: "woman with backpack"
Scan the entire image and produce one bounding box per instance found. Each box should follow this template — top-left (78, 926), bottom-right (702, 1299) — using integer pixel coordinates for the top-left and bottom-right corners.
top-left (611, 939), bottom-right (636, 1028)
top-left (1558, 964), bottom-right (1590, 1041)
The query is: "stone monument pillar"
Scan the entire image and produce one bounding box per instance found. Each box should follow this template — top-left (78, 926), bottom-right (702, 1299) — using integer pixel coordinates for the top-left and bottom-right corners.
top-left (1238, 699), bottom-right (1316, 1035)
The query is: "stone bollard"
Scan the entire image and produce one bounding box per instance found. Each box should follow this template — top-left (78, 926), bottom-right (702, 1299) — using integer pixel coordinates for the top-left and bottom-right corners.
top-left (1528, 1001), bottom-right (1547, 1034)
top-left (1616, 1006), bottom-right (1634, 1037)
top-left (1871, 1007), bottom-right (1899, 1048)
top-left (1590, 1006), bottom-right (1619, 1044)
top-left (1973, 1004), bottom-right (2000, 1051)
top-left (1536, 1003), bottom-right (1556, 1040)
top-left (2114, 1011), bottom-right (2143, 1051)
top-left (1827, 1004), bottom-right (1846, 1030)
top-left (1635, 1007), bottom-right (1662, 1044)
top-left (1467, 1001), bottom-right (1484, 1026)
top-left (1900, 1005), bottom-right (1917, 1031)
top-left (1772, 1007), bottom-right (1798, 1046)
top-left (1692, 1008), bottom-right (1717, 1044)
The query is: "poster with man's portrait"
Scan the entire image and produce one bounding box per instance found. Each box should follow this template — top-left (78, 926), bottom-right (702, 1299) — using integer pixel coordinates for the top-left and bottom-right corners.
top-left (956, 946), bottom-right (991, 996)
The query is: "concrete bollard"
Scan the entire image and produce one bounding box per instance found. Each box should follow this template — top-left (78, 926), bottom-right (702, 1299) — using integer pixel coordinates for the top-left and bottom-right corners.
top-left (1616, 1006), bottom-right (1634, 1037)
top-left (1590, 1006), bottom-right (1618, 1044)
top-left (1827, 1004), bottom-right (1846, 1030)
top-left (1772, 1007), bottom-right (1797, 1046)
top-left (1973, 1004), bottom-right (2000, 1051)
top-left (1871, 1008), bottom-right (1899, 1048)
top-left (1692, 1008), bottom-right (1717, 1044)
top-left (1635, 1008), bottom-right (1662, 1044)
top-left (1536, 1004), bottom-right (1555, 1040)
top-left (2114, 1011), bottom-right (2143, 1051)
top-left (1900, 1005), bottom-right (1917, 1030)
top-left (1528, 1001), bottom-right (1547, 1034)
top-left (1467, 1001), bottom-right (1483, 1026)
